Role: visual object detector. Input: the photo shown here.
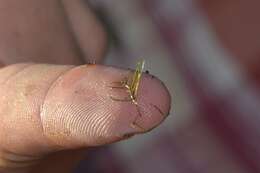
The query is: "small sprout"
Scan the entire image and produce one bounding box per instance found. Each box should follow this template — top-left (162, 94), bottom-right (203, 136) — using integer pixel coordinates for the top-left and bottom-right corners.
top-left (108, 60), bottom-right (165, 130)
top-left (109, 60), bottom-right (145, 130)
top-left (130, 60), bottom-right (145, 103)
top-left (150, 103), bottom-right (164, 117)
top-left (109, 60), bottom-right (145, 105)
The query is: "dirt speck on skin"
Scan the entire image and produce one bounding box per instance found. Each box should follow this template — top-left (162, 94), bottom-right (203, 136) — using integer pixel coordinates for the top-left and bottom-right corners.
top-left (74, 88), bottom-right (87, 95)
top-left (122, 133), bottom-right (135, 139)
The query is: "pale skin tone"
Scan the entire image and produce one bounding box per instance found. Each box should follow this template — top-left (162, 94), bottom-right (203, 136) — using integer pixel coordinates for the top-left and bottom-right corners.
top-left (0, 0), bottom-right (171, 173)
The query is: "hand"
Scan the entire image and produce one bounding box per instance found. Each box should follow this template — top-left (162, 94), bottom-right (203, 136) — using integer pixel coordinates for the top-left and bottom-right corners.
top-left (0, 1), bottom-right (171, 173)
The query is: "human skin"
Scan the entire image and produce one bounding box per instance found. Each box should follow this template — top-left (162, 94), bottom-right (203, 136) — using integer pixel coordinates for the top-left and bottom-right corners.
top-left (0, 0), bottom-right (171, 173)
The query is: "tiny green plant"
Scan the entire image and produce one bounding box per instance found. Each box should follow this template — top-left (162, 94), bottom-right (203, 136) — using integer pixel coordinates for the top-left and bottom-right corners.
top-left (109, 60), bottom-right (165, 130)
top-left (109, 60), bottom-right (145, 130)
top-left (130, 60), bottom-right (145, 104)
top-left (110, 60), bottom-right (145, 103)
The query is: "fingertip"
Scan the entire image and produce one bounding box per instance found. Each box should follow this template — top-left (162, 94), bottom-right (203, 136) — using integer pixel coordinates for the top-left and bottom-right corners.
top-left (41, 65), bottom-right (171, 148)
top-left (136, 73), bottom-right (172, 131)
top-left (107, 73), bottom-right (171, 140)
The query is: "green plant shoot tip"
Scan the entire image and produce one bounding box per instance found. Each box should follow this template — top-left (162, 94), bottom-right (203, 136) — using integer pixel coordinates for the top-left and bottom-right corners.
top-left (130, 60), bottom-right (145, 102)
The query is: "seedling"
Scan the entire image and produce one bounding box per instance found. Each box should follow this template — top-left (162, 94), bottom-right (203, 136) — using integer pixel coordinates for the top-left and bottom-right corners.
top-left (109, 60), bottom-right (165, 130)
top-left (109, 60), bottom-right (145, 130)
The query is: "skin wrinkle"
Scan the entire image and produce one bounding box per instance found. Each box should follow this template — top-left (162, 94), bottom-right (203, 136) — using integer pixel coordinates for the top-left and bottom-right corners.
top-left (0, 63), bottom-right (35, 85)
top-left (0, 150), bottom-right (42, 169)
top-left (0, 153), bottom-right (40, 168)
top-left (0, 151), bottom-right (40, 169)
top-left (39, 65), bottom-right (75, 148)
top-left (1, 151), bottom-right (43, 163)
top-left (40, 65), bottom-right (103, 148)
top-left (0, 65), bottom-right (73, 156)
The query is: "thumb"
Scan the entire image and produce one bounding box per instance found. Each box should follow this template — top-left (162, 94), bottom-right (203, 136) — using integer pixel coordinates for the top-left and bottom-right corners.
top-left (0, 63), bottom-right (171, 168)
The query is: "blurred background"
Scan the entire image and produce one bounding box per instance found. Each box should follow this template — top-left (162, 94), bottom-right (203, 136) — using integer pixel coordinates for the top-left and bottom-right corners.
top-left (75, 0), bottom-right (260, 172)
